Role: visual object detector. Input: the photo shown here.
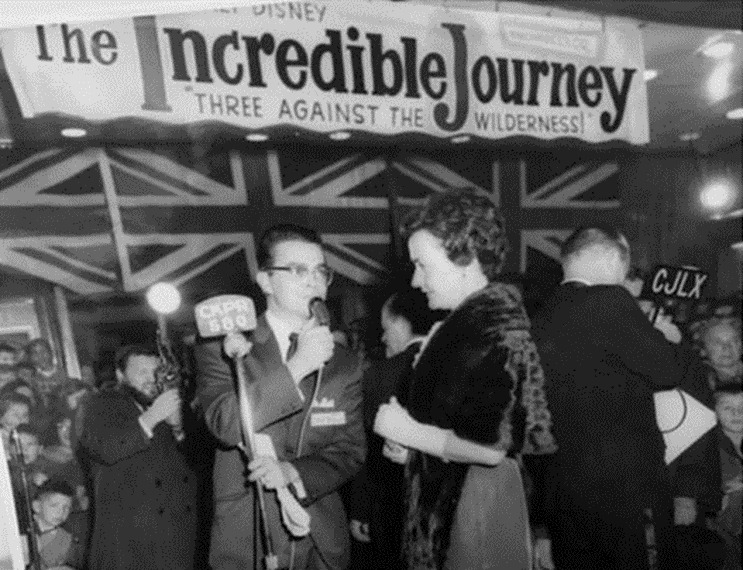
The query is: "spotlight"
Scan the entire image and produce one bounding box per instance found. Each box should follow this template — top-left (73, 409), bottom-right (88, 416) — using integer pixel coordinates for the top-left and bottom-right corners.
top-left (451, 135), bottom-right (471, 144)
top-left (643, 69), bottom-right (659, 81)
top-left (245, 133), bottom-right (268, 142)
top-left (146, 282), bottom-right (181, 315)
top-left (726, 108), bottom-right (743, 120)
top-left (329, 131), bottom-right (351, 141)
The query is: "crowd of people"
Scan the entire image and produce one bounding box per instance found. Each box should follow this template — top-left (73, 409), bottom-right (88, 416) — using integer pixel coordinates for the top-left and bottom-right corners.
top-left (1, 189), bottom-right (741, 570)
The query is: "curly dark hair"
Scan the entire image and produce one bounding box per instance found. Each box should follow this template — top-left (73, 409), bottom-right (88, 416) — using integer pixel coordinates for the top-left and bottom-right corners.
top-left (401, 188), bottom-right (508, 281)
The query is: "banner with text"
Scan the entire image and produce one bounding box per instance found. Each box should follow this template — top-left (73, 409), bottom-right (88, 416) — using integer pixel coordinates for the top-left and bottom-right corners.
top-left (0, 1), bottom-right (649, 144)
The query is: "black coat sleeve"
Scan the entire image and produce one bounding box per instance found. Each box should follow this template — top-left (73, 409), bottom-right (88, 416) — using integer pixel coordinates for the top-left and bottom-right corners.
top-left (587, 286), bottom-right (691, 389)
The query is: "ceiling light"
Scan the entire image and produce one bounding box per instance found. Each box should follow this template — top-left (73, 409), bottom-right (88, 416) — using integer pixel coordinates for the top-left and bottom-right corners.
top-left (701, 41), bottom-right (734, 59)
top-left (707, 60), bottom-right (733, 103)
top-left (700, 178), bottom-right (737, 212)
top-left (329, 131), bottom-right (351, 141)
top-left (451, 135), bottom-right (471, 144)
top-left (643, 69), bottom-right (659, 81)
top-left (245, 133), bottom-right (268, 142)
top-left (726, 108), bottom-right (743, 120)
top-left (679, 132), bottom-right (700, 141)
top-left (61, 128), bottom-right (87, 138)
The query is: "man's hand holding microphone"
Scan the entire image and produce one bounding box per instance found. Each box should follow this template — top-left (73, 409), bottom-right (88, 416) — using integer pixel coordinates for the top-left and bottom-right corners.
top-left (286, 323), bottom-right (335, 384)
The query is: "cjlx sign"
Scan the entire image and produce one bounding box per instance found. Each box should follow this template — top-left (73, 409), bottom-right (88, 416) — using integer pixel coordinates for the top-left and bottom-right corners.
top-left (646, 265), bottom-right (709, 301)
top-left (0, 1), bottom-right (649, 143)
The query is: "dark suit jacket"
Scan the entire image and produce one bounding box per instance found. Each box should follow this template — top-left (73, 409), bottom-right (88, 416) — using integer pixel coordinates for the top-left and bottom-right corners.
top-left (194, 314), bottom-right (366, 570)
top-left (75, 385), bottom-right (197, 570)
top-left (532, 283), bottom-right (692, 513)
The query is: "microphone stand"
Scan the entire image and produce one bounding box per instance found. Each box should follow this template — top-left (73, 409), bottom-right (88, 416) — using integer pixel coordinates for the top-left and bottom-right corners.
top-left (10, 430), bottom-right (41, 570)
top-left (228, 338), bottom-right (278, 570)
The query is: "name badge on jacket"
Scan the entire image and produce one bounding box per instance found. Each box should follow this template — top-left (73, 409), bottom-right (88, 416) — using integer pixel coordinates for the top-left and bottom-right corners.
top-left (310, 411), bottom-right (346, 427)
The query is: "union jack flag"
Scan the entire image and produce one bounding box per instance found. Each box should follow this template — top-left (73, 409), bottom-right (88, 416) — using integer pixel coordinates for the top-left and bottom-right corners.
top-left (0, 145), bottom-right (619, 299)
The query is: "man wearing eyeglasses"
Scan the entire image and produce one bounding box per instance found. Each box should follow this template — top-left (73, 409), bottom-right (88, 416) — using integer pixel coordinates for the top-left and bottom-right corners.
top-left (195, 224), bottom-right (366, 570)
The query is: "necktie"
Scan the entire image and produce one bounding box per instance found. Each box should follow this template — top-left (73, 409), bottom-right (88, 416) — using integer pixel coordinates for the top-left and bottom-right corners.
top-left (286, 332), bottom-right (299, 362)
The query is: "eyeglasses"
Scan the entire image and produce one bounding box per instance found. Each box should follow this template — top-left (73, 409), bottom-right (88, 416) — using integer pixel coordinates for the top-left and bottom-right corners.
top-left (266, 263), bottom-right (334, 286)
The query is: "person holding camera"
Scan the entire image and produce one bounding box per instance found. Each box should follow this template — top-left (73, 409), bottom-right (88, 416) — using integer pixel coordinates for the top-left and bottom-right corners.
top-left (74, 344), bottom-right (197, 570)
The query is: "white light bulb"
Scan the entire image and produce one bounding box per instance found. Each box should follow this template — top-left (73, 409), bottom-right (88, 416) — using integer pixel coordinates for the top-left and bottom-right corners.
top-left (700, 179), bottom-right (736, 211)
top-left (146, 283), bottom-right (181, 314)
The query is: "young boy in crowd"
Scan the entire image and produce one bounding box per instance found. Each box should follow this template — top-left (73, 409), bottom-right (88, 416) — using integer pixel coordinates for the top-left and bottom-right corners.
top-left (30, 478), bottom-right (82, 569)
top-left (1, 393), bottom-right (32, 456)
top-left (713, 385), bottom-right (742, 570)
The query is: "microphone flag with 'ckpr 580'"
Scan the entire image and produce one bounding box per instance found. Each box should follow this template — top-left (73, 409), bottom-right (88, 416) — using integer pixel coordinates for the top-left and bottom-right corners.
top-left (194, 294), bottom-right (257, 338)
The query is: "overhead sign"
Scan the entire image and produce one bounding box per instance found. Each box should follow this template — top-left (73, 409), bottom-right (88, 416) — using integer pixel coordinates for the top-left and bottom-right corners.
top-left (643, 264), bottom-right (710, 301)
top-left (0, 1), bottom-right (649, 144)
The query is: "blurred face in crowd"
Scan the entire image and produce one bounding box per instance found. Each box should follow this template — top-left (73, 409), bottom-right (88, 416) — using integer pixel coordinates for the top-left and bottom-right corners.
top-left (33, 492), bottom-right (72, 530)
top-left (28, 341), bottom-right (54, 370)
top-left (715, 393), bottom-right (743, 435)
top-left (16, 365), bottom-right (35, 382)
top-left (381, 305), bottom-right (413, 359)
top-left (704, 323), bottom-right (742, 372)
top-left (0, 349), bottom-right (16, 366)
top-left (80, 364), bottom-right (96, 386)
top-left (117, 355), bottom-right (159, 401)
top-left (258, 240), bottom-right (329, 323)
top-left (408, 229), bottom-right (479, 311)
top-left (1, 402), bottom-right (30, 431)
top-left (56, 417), bottom-right (73, 448)
top-left (17, 432), bottom-right (42, 464)
top-left (0, 350), bottom-right (17, 386)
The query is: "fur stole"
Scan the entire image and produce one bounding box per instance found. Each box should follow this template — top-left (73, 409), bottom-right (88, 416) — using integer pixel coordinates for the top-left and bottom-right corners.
top-left (403, 282), bottom-right (556, 569)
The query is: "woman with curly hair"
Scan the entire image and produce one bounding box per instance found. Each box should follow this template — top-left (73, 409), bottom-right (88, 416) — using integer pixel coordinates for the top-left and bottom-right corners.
top-left (374, 188), bottom-right (556, 569)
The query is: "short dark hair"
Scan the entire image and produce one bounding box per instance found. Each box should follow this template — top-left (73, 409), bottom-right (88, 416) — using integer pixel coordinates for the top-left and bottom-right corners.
top-left (383, 289), bottom-right (437, 337)
top-left (15, 422), bottom-right (41, 439)
top-left (0, 343), bottom-right (16, 355)
top-left (115, 344), bottom-right (158, 374)
top-left (26, 338), bottom-right (52, 352)
top-left (35, 477), bottom-right (75, 500)
top-left (560, 226), bottom-right (629, 264)
top-left (257, 224), bottom-right (322, 270)
top-left (401, 188), bottom-right (508, 281)
top-left (714, 384), bottom-right (743, 401)
top-left (0, 393), bottom-right (32, 417)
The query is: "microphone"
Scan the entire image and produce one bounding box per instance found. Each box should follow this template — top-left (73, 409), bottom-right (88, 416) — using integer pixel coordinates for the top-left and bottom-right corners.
top-left (193, 294), bottom-right (278, 569)
top-left (309, 297), bottom-right (330, 327)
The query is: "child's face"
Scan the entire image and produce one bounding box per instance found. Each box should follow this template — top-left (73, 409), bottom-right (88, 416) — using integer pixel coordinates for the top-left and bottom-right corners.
top-left (716, 393), bottom-right (743, 434)
top-left (33, 492), bottom-right (72, 529)
top-left (0, 350), bottom-right (16, 366)
top-left (17, 432), bottom-right (42, 464)
top-left (1, 403), bottom-right (30, 431)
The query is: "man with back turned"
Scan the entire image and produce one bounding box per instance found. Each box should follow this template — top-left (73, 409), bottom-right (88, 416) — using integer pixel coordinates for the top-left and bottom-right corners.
top-left (194, 224), bottom-right (365, 570)
top-left (532, 227), bottom-right (692, 570)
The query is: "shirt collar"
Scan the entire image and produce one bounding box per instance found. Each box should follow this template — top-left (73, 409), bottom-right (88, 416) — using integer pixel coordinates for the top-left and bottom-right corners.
top-left (264, 309), bottom-right (302, 364)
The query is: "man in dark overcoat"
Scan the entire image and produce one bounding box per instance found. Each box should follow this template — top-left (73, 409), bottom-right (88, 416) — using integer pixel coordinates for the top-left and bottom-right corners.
top-left (75, 344), bottom-right (197, 570)
top-left (532, 227), bottom-right (694, 570)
